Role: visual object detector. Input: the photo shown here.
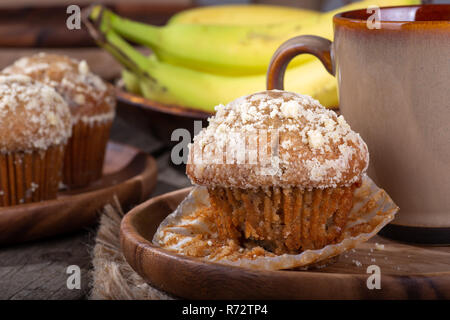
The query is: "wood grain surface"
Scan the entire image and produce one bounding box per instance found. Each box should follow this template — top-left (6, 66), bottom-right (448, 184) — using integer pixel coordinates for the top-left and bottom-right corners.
top-left (0, 230), bottom-right (92, 299)
top-left (121, 188), bottom-right (450, 300)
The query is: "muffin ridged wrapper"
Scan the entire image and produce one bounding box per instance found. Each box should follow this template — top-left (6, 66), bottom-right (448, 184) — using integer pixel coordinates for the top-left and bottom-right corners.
top-left (0, 145), bottom-right (65, 206)
top-left (154, 175), bottom-right (398, 270)
top-left (209, 184), bottom-right (357, 254)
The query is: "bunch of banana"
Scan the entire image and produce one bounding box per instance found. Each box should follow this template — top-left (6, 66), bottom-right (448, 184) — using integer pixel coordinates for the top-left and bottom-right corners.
top-left (85, 0), bottom-right (419, 112)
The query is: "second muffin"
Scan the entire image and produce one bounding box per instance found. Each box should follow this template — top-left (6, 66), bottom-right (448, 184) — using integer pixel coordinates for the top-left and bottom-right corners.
top-left (187, 90), bottom-right (369, 255)
top-left (3, 53), bottom-right (116, 188)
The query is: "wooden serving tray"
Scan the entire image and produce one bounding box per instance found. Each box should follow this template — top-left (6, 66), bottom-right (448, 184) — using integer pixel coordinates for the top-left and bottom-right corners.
top-left (0, 141), bottom-right (157, 245)
top-left (121, 188), bottom-right (450, 300)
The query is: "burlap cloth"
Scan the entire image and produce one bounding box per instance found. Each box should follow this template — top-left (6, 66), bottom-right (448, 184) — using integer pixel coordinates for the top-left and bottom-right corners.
top-left (90, 198), bottom-right (173, 300)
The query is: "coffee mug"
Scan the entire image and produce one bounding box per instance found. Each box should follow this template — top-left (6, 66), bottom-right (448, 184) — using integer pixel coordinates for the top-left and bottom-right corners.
top-left (267, 5), bottom-right (450, 244)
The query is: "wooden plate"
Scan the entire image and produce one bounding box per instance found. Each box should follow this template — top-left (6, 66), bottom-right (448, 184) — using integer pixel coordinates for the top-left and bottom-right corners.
top-left (116, 88), bottom-right (211, 145)
top-left (0, 141), bottom-right (157, 245)
top-left (121, 188), bottom-right (450, 300)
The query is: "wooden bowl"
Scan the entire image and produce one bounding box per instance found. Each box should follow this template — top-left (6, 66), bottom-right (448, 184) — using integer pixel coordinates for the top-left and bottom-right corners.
top-left (120, 188), bottom-right (450, 299)
top-left (0, 142), bottom-right (157, 245)
top-left (116, 88), bottom-right (211, 145)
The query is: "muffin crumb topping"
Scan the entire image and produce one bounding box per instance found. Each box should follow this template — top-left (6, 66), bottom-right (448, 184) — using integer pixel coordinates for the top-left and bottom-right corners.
top-left (187, 90), bottom-right (369, 189)
top-left (78, 60), bottom-right (90, 75)
top-left (2, 53), bottom-right (115, 122)
top-left (0, 75), bottom-right (72, 152)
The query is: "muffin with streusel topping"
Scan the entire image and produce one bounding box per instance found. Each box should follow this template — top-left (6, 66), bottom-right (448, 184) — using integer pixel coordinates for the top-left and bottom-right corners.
top-left (3, 53), bottom-right (116, 188)
top-left (0, 75), bottom-right (72, 206)
top-left (186, 90), bottom-right (369, 255)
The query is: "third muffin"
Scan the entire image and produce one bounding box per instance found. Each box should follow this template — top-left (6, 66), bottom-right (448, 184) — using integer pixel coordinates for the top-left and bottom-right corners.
top-left (3, 53), bottom-right (116, 188)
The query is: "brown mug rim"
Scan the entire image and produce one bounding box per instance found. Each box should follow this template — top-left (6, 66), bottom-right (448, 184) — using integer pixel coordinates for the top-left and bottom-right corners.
top-left (333, 4), bottom-right (450, 30)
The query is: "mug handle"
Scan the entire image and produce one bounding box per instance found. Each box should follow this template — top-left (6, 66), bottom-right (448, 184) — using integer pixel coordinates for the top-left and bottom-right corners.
top-left (267, 35), bottom-right (335, 90)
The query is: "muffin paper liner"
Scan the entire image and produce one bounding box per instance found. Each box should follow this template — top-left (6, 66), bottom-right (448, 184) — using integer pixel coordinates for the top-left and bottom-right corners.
top-left (208, 185), bottom-right (356, 254)
top-left (0, 145), bottom-right (65, 206)
top-left (153, 175), bottom-right (399, 270)
top-left (63, 119), bottom-right (112, 189)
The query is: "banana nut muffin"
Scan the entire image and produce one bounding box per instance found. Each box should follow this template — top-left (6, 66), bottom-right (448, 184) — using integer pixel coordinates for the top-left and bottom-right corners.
top-left (186, 90), bottom-right (369, 254)
top-left (0, 75), bottom-right (72, 206)
top-left (3, 53), bottom-right (116, 188)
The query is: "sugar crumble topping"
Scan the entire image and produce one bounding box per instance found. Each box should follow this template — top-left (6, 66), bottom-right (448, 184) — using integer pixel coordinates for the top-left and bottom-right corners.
top-left (0, 75), bottom-right (72, 152)
top-left (78, 60), bottom-right (90, 75)
top-left (188, 90), bottom-right (369, 189)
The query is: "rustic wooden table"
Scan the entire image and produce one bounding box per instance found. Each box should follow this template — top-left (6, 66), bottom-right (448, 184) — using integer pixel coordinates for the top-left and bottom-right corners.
top-left (0, 48), bottom-right (448, 300)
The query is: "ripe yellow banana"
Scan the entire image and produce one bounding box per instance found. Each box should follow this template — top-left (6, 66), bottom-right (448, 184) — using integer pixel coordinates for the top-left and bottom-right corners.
top-left (98, 29), bottom-right (337, 112)
top-left (168, 4), bottom-right (319, 25)
top-left (124, 58), bottom-right (338, 112)
top-left (90, 0), bottom-right (419, 76)
top-left (93, 8), bottom-right (318, 76)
